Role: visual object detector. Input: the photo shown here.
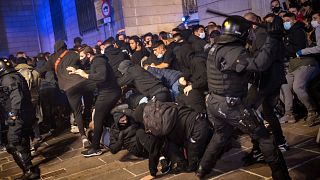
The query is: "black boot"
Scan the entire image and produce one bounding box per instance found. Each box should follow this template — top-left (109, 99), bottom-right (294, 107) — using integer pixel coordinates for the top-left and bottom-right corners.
top-left (242, 148), bottom-right (265, 166)
top-left (268, 150), bottom-right (291, 180)
top-left (196, 165), bottom-right (211, 179)
top-left (15, 167), bottom-right (40, 180)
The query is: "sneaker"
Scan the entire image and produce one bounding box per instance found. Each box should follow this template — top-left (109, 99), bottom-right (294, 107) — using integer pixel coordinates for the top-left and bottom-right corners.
top-left (159, 157), bottom-right (171, 174)
top-left (15, 167), bottom-right (40, 180)
top-left (278, 141), bottom-right (290, 152)
top-left (0, 145), bottom-right (6, 152)
top-left (280, 114), bottom-right (295, 124)
top-left (70, 125), bottom-right (80, 134)
top-left (81, 148), bottom-right (102, 157)
top-left (305, 112), bottom-right (320, 127)
top-left (82, 136), bottom-right (90, 148)
top-left (242, 149), bottom-right (265, 166)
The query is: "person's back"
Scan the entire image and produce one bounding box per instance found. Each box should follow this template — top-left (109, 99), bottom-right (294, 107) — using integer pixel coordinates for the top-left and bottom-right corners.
top-left (15, 58), bottom-right (41, 105)
top-left (105, 45), bottom-right (126, 78)
top-left (119, 64), bottom-right (166, 97)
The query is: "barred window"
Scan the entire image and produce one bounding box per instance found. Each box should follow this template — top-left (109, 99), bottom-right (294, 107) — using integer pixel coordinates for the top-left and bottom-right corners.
top-left (75, 0), bottom-right (97, 35)
top-left (182, 0), bottom-right (198, 16)
top-left (49, 0), bottom-right (67, 41)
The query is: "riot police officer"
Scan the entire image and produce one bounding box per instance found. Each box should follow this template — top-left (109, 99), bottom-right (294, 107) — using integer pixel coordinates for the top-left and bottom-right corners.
top-left (0, 58), bottom-right (40, 179)
top-left (196, 16), bottom-right (291, 180)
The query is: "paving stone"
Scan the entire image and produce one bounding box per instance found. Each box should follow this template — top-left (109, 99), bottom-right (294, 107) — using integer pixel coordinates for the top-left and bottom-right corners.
top-left (215, 149), bottom-right (247, 172)
top-left (86, 168), bottom-right (134, 180)
top-left (0, 166), bottom-right (21, 178)
top-left (242, 163), bottom-right (271, 178)
top-left (288, 156), bottom-right (320, 180)
top-left (40, 155), bottom-right (105, 178)
top-left (212, 170), bottom-right (264, 180)
top-left (1, 161), bottom-right (18, 171)
top-left (99, 150), bottom-right (131, 163)
top-left (170, 172), bottom-right (205, 180)
top-left (282, 131), bottom-right (313, 146)
top-left (283, 148), bottom-right (319, 168)
top-left (125, 160), bottom-right (149, 175)
top-left (294, 139), bottom-right (320, 154)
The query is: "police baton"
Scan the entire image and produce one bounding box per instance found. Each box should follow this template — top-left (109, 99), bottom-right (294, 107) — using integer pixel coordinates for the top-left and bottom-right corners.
top-left (206, 9), bottom-right (267, 29)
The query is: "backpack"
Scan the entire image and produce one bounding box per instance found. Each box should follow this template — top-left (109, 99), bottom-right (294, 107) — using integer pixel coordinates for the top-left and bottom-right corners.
top-left (142, 98), bottom-right (178, 136)
top-left (18, 68), bottom-right (40, 103)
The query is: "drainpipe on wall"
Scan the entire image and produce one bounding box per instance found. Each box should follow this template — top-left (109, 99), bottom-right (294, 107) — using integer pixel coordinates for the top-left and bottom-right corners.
top-left (32, 0), bottom-right (42, 53)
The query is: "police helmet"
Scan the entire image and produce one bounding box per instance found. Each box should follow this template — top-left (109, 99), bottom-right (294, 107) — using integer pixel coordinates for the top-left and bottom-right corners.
top-left (222, 15), bottom-right (252, 41)
top-left (0, 58), bottom-right (15, 77)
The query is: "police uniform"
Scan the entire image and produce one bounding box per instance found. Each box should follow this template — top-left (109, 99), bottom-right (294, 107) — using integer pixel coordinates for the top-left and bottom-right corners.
top-left (196, 16), bottom-right (291, 180)
top-left (0, 58), bottom-right (39, 179)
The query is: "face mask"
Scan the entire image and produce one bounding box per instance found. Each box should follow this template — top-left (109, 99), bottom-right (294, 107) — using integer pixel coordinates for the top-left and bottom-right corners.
top-left (157, 54), bottom-right (164, 59)
top-left (199, 32), bottom-right (206, 39)
top-left (283, 22), bottom-right (292, 30)
top-left (272, 6), bottom-right (282, 14)
top-left (311, 20), bottom-right (320, 28)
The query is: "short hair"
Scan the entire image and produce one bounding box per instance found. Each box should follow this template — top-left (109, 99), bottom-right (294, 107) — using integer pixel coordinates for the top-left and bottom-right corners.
top-left (192, 25), bottom-right (205, 33)
top-left (289, 4), bottom-right (301, 10)
top-left (271, 0), bottom-right (280, 5)
top-left (172, 27), bottom-right (181, 32)
top-left (129, 36), bottom-right (142, 46)
top-left (208, 21), bottom-right (217, 26)
top-left (74, 37), bottom-right (82, 44)
top-left (102, 37), bottom-right (115, 45)
top-left (283, 12), bottom-right (296, 19)
top-left (159, 31), bottom-right (171, 40)
top-left (311, 11), bottom-right (320, 17)
top-left (244, 12), bottom-right (260, 23)
top-left (264, 13), bottom-right (276, 21)
top-left (79, 46), bottom-right (94, 55)
top-left (152, 40), bottom-right (165, 50)
top-left (144, 32), bottom-right (153, 40)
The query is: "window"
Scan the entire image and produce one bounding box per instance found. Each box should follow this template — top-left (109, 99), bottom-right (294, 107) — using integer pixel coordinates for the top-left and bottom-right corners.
top-left (49, 0), bottom-right (67, 41)
top-left (75, 0), bottom-right (97, 35)
top-left (182, 0), bottom-right (198, 16)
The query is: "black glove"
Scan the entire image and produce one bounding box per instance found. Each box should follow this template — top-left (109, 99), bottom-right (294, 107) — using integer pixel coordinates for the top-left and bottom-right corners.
top-left (267, 16), bottom-right (284, 39)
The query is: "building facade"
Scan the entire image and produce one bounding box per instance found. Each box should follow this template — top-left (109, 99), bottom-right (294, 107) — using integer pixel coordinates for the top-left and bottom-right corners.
top-left (0, 0), bottom-right (273, 57)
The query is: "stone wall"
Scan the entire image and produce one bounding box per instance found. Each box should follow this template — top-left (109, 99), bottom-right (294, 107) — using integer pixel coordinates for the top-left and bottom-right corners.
top-left (197, 0), bottom-right (271, 26)
top-left (0, 0), bottom-right (40, 57)
top-left (122, 0), bottom-right (184, 36)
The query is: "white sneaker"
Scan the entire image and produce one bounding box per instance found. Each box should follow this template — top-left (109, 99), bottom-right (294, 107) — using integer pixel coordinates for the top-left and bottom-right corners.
top-left (82, 137), bottom-right (90, 148)
top-left (70, 125), bottom-right (80, 134)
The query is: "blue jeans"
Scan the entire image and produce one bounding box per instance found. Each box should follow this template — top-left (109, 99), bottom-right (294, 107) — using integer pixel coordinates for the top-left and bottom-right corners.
top-left (170, 80), bottom-right (180, 100)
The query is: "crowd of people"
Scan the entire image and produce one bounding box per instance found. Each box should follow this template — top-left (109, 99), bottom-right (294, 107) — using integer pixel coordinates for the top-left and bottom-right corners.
top-left (1, 0), bottom-right (320, 179)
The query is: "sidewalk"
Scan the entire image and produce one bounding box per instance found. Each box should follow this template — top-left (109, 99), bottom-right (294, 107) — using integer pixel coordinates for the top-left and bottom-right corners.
top-left (0, 122), bottom-right (319, 180)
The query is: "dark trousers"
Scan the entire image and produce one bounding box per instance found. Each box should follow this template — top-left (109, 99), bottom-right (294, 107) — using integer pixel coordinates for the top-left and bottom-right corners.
top-left (6, 113), bottom-right (33, 172)
top-left (247, 86), bottom-right (286, 145)
top-left (200, 94), bottom-right (291, 180)
top-left (92, 89), bottom-right (120, 150)
top-left (40, 88), bottom-right (58, 130)
top-left (66, 81), bottom-right (95, 136)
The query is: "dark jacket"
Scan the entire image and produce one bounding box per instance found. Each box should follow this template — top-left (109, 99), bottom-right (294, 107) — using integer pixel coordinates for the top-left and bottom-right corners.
top-left (167, 106), bottom-right (198, 146)
top-left (88, 55), bottom-right (120, 92)
top-left (146, 67), bottom-right (182, 88)
top-left (144, 49), bottom-right (175, 69)
top-left (118, 65), bottom-right (168, 97)
top-left (131, 47), bottom-right (150, 65)
top-left (109, 113), bottom-right (140, 155)
top-left (0, 72), bottom-right (34, 116)
top-left (104, 46), bottom-right (126, 78)
top-left (250, 27), bottom-right (287, 94)
top-left (284, 22), bottom-right (307, 58)
top-left (39, 50), bottom-right (85, 91)
top-left (207, 35), bottom-right (280, 97)
top-left (175, 44), bottom-right (207, 91)
top-left (188, 34), bottom-right (207, 56)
